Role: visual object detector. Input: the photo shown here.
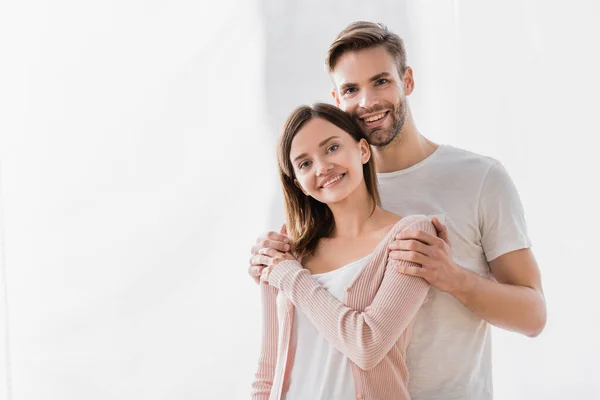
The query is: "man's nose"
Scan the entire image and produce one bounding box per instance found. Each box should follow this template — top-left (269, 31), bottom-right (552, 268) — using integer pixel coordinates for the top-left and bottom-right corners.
top-left (359, 87), bottom-right (379, 110)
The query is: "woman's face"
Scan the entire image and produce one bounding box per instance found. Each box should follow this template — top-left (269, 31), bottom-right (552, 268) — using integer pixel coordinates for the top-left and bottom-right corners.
top-left (289, 117), bottom-right (370, 205)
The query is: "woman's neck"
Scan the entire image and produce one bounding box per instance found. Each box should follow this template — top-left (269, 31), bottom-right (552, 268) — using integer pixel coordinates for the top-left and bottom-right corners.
top-left (328, 187), bottom-right (382, 239)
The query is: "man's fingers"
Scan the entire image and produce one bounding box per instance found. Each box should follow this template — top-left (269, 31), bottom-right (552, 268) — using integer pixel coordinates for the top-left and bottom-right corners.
top-left (396, 265), bottom-right (428, 279)
top-left (256, 231), bottom-right (290, 244)
top-left (396, 229), bottom-right (441, 247)
top-left (254, 239), bottom-right (290, 254)
top-left (251, 254), bottom-right (273, 266)
top-left (388, 239), bottom-right (431, 255)
top-left (258, 247), bottom-right (284, 258)
top-left (432, 217), bottom-right (451, 245)
top-left (431, 217), bottom-right (444, 231)
top-left (389, 250), bottom-right (427, 265)
top-left (267, 231), bottom-right (290, 243)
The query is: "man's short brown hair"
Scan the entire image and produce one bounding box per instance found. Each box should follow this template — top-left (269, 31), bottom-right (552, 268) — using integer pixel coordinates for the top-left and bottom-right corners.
top-left (326, 21), bottom-right (407, 76)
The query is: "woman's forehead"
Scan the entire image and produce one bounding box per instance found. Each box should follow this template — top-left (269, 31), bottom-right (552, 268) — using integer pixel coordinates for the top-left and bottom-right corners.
top-left (290, 118), bottom-right (349, 154)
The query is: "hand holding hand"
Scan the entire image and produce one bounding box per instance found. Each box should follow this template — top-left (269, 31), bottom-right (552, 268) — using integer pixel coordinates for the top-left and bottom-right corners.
top-left (248, 224), bottom-right (291, 284)
top-left (258, 248), bottom-right (297, 285)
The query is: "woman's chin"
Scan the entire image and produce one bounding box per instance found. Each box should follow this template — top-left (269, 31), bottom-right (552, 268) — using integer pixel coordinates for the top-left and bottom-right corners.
top-left (321, 191), bottom-right (352, 205)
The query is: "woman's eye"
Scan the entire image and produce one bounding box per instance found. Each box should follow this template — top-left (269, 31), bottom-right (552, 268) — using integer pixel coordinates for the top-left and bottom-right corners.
top-left (327, 144), bottom-right (339, 153)
top-left (376, 79), bottom-right (388, 85)
top-left (299, 160), bottom-right (311, 169)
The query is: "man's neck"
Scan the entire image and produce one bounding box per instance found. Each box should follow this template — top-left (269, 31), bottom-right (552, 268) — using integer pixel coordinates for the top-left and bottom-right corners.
top-left (372, 114), bottom-right (438, 173)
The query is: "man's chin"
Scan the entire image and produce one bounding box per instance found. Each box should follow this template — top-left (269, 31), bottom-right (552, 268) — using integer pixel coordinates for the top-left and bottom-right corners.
top-left (367, 128), bottom-right (398, 147)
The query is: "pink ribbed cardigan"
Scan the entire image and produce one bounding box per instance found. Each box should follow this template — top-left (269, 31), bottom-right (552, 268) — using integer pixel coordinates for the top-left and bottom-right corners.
top-left (251, 215), bottom-right (435, 400)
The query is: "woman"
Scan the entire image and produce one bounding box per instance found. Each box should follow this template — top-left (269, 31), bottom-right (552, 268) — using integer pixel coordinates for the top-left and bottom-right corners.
top-left (251, 103), bottom-right (436, 400)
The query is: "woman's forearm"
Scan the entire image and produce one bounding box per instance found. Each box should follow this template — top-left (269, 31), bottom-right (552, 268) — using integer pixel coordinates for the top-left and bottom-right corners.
top-left (268, 260), bottom-right (428, 370)
top-left (251, 285), bottom-right (279, 398)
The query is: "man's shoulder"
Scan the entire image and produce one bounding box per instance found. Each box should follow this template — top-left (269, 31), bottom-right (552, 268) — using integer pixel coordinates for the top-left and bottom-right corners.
top-left (437, 144), bottom-right (500, 171)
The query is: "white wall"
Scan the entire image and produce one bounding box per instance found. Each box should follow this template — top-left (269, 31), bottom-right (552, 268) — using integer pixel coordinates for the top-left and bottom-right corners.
top-left (1, 1), bottom-right (599, 399)
top-left (0, 1), bottom-right (273, 399)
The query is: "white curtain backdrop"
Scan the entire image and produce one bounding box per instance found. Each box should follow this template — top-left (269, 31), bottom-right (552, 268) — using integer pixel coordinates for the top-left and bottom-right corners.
top-left (1, 1), bottom-right (598, 399)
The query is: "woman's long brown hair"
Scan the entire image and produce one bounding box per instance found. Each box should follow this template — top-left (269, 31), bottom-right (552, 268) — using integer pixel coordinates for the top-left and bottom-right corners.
top-left (277, 103), bottom-right (381, 259)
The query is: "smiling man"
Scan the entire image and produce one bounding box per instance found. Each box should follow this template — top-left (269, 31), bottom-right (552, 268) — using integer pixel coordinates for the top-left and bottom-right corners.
top-left (249, 21), bottom-right (546, 399)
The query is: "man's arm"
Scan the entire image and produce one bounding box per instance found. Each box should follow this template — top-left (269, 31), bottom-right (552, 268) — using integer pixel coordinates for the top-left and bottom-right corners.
top-left (390, 217), bottom-right (546, 338)
top-left (450, 247), bottom-right (545, 337)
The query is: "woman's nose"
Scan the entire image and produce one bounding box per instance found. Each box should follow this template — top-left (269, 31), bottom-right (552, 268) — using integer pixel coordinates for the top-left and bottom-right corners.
top-left (315, 159), bottom-right (334, 176)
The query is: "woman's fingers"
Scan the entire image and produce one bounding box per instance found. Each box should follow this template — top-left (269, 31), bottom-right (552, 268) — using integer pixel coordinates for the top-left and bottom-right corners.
top-left (260, 265), bottom-right (273, 285)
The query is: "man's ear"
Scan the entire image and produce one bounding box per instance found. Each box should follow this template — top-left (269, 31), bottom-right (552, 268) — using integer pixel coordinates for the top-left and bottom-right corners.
top-left (359, 139), bottom-right (371, 164)
top-left (403, 67), bottom-right (415, 96)
top-left (294, 179), bottom-right (310, 196)
top-left (331, 88), bottom-right (341, 107)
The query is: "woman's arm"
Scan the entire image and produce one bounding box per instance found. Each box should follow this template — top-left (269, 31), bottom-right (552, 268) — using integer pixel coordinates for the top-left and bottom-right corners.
top-left (250, 284), bottom-right (279, 399)
top-left (267, 218), bottom-right (434, 371)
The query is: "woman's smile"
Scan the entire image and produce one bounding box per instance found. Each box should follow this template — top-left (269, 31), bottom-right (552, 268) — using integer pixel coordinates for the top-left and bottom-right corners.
top-left (320, 173), bottom-right (346, 189)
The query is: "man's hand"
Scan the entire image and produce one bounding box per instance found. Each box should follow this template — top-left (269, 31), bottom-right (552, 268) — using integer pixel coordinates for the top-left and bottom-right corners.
top-left (388, 217), bottom-right (466, 294)
top-left (248, 224), bottom-right (290, 284)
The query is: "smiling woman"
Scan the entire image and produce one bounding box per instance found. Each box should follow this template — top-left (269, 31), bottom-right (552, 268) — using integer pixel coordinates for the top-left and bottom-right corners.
top-left (277, 103), bottom-right (379, 258)
top-left (251, 102), bottom-right (437, 400)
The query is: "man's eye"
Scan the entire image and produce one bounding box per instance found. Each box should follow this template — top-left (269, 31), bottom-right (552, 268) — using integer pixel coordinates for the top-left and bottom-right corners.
top-left (327, 144), bottom-right (339, 153)
top-left (343, 87), bottom-right (357, 95)
top-left (376, 79), bottom-right (388, 85)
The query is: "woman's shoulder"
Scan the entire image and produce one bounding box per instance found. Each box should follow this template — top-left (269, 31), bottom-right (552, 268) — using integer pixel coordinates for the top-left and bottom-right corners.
top-left (394, 214), bottom-right (435, 233)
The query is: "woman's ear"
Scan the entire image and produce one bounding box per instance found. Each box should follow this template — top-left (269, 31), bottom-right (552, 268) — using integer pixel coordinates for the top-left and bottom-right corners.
top-left (294, 179), bottom-right (310, 196)
top-left (359, 138), bottom-right (371, 164)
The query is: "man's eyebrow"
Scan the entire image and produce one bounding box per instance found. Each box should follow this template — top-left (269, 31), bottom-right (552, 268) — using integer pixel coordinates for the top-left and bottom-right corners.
top-left (292, 136), bottom-right (340, 162)
top-left (369, 72), bottom-right (392, 82)
top-left (339, 72), bottom-right (392, 91)
top-left (339, 81), bottom-right (357, 91)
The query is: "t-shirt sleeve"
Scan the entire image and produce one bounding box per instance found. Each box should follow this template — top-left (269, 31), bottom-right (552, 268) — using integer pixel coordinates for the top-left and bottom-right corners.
top-left (478, 162), bottom-right (532, 262)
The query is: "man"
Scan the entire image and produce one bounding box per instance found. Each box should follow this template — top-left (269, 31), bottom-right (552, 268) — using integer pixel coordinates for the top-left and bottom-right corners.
top-left (249, 21), bottom-right (546, 399)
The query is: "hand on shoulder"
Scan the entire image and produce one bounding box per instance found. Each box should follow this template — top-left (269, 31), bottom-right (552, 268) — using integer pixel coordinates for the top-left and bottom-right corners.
top-left (388, 216), bottom-right (465, 294)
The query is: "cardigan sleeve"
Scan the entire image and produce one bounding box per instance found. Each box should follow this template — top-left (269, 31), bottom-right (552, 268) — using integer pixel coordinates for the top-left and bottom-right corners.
top-left (250, 284), bottom-right (279, 399)
top-left (267, 217), bottom-right (434, 371)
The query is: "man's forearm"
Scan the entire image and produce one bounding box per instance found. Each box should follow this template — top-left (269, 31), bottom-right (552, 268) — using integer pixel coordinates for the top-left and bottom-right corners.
top-left (451, 268), bottom-right (546, 337)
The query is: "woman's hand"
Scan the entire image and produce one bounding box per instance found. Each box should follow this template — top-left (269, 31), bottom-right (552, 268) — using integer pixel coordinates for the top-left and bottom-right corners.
top-left (257, 248), bottom-right (297, 285)
top-left (248, 224), bottom-right (290, 284)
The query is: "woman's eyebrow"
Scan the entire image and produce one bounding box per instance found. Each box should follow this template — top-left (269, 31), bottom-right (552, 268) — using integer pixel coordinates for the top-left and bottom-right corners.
top-left (292, 136), bottom-right (340, 162)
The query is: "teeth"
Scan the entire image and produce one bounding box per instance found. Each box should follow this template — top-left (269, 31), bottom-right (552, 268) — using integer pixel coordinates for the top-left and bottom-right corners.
top-left (322, 174), bottom-right (343, 188)
top-left (364, 113), bottom-right (386, 122)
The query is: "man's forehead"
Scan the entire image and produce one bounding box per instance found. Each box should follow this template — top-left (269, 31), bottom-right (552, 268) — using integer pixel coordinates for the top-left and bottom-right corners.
top-left (331, 48), bottom-right (398, 86)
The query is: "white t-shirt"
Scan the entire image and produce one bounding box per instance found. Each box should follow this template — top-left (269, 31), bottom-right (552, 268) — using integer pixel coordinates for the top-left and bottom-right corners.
top-left (283, 253), bottom-right (373, 400)
top-left (377, 144), bottom-right (531, 400)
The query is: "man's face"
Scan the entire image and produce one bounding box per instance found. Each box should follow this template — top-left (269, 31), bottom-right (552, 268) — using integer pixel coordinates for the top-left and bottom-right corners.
top-left (331, 46), bottom-right (413, 147)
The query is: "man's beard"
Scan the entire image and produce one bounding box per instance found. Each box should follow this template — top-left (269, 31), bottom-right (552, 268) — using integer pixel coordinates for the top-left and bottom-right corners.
top-left (354, 99), bottom-right (406, 147)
